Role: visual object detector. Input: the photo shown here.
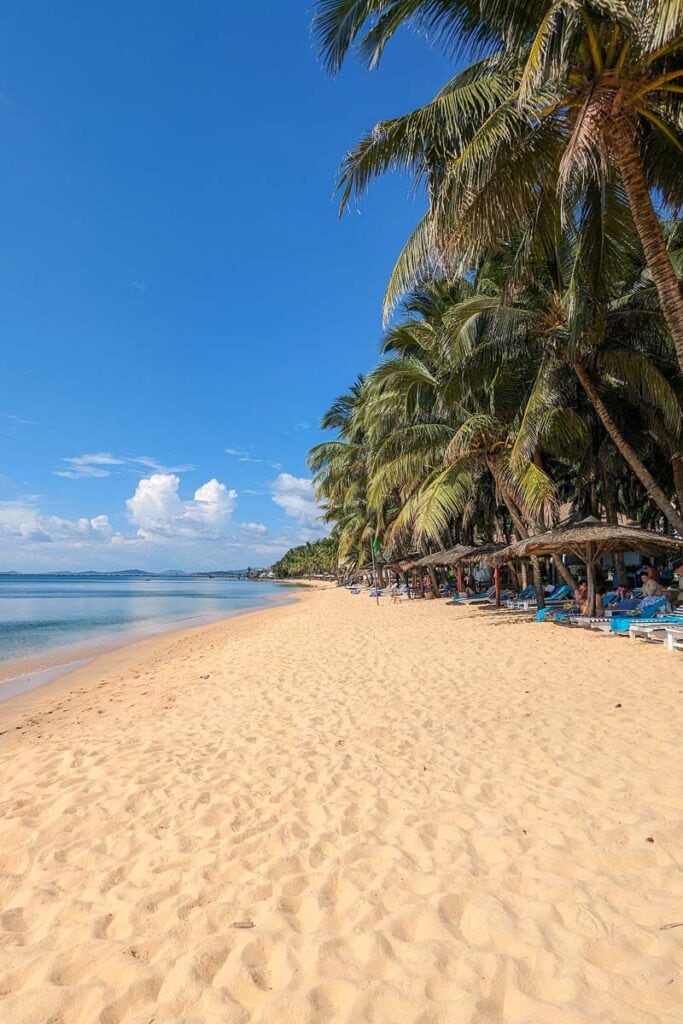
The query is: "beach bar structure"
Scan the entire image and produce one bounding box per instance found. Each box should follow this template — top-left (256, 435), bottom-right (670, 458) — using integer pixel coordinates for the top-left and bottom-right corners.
top-left (490, 517), bottom-right (683, 616)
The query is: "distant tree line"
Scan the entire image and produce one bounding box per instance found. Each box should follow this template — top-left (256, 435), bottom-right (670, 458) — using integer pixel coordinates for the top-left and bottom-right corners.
top-left (271, 537), bottom-right (338, 578)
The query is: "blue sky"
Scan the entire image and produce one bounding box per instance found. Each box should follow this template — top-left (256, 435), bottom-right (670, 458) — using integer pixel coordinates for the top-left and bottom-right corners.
top-left (0, 1), bottom-right (454, 570)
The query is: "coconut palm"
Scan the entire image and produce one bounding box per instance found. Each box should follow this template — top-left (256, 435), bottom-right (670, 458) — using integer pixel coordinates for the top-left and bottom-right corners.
top-left (307, 221), bottom-right (683, 586)
top-left (445, 204), bottom-right (683, 534)
top-left (314, 1), bottom-right (683, 366)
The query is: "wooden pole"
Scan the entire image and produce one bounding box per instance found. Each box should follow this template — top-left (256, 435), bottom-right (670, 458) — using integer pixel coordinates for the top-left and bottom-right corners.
top-left (494, 564), bottom-right (501, 608)
top-left (370, 542), bottom-right (380, 606)
top-left (586, 543), bottom-right (596, 617)
top-left (457, 565), bottom-right (463, 592)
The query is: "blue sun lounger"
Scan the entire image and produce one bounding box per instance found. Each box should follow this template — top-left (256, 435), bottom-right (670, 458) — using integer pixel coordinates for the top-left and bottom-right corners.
top-left (449, 585), bottom-right (496, 605)
top-left (551, 591), bottom-right (621, 624)
top-left (608, 596), bottom-right (671, 634)
top-left (517, 583), bottom-right (572, 616)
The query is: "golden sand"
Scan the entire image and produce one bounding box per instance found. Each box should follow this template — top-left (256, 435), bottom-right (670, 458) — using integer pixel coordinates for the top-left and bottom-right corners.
top-left (0, 585), bottom-right (681, 1023)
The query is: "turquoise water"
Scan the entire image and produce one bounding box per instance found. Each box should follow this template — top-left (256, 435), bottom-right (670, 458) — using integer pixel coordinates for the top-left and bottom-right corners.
top-left (0, 577), bottom-right (291, 666)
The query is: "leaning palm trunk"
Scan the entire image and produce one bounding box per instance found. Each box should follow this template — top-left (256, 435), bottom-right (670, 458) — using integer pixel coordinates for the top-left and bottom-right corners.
top-left (530, 556), bottom-right (545, 611)
top-left (574, 363), bottom-right (683, 537)
top-left (487, 455), bottom-right (548, 607)
top-left (552, 553), bottom-right (576, 591)
top-left (672, 455), bottom-right (683, 519)
top-left (609, 115), bottom-right (683, 374)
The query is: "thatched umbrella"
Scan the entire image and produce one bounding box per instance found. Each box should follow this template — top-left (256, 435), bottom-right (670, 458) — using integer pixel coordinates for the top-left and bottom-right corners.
top-left (414, 545), bottom-right (470, 567)
top-left (490, 517), bottom-right (682, 616)
top-left (447, 542), bottom-right (509, 606)
top-left (414, 545), bottom-right (471, 594)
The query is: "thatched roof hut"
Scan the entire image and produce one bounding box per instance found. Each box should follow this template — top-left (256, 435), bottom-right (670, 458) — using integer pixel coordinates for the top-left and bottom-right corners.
top-left (491, 518), bottom-right (682, 564)
top-left (414, 545), bottom-right (471, 567)
top-left (490, 516), bottom-right (682, 615)
top-left (444, 542), bottom-right (508, 566)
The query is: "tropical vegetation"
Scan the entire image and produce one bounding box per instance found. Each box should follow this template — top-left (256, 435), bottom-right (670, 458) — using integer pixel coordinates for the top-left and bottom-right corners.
top-left (271, 537), bottom-right (339, 578)
top-left (306, 1), bottom-right (682, 578)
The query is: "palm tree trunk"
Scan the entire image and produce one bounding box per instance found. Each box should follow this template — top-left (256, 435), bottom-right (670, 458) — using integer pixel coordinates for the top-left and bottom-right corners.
top-left (573, 363), bottom-right (683, 537)
top-left (672, 455), bottom-right (683, 516)
top-left (553, 553), bottom-right (576, 590)
top-left (585, 546), bottom-right (597, 618)
top-left (487, 455), bottom-right (551, 605)
top-left (486, 456), bottom-right (529, 538)
top-left (609, 116), bottom-right (683, 372)
top-left (530, 556), bottom-right (545, 610)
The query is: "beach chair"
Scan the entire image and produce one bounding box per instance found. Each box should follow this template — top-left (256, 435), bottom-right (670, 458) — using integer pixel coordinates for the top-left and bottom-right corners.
top-left (568, 595), bottom-right (640, 628)
top-left (510, 583), bottom-right (572, 611)
top-left (553, 591), bottom-right (619, 626)
top-left (628, 617), bottom-right (683, 643)
top-left (476, 590), bottom-right (515, 608)
top-left (665, 627), bottom-right (683, 651)
top-left (600, 596), bottom-right (670, 634)
top-left (487, 583), bottom-right (535, 613)
top-left (449, 585), bottom-right (496, 605)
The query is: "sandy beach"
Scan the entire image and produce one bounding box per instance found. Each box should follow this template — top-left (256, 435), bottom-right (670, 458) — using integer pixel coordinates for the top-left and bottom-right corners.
top-left (0, 585), bottom-right (681, 1023)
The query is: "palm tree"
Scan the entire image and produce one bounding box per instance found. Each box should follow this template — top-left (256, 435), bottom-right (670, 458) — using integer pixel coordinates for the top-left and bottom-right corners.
top-left (446, 207), bottom-right (683, 535)
top-left (309, 231), bottom-right (683, 593)
top-left (314, 1), bottom-right (683, 366)
top-left (308, 377), bottom-right (382, 570)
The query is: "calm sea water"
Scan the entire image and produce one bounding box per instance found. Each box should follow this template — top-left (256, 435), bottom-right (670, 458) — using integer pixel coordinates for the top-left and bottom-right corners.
top-left (0, 577), bottom-right (291, 666)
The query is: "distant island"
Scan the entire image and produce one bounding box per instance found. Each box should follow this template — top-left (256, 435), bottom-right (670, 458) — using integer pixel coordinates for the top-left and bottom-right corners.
top-left (0, 569), bottom-right (267, 580)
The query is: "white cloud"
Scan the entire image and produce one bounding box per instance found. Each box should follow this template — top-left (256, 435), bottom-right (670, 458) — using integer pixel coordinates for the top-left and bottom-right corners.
top-left (127, 474), bottom-right (237, 540)
top-left (225, 446), bottom-right (281, 470)
top-left (271, 473), bottom-right (325, 534)
top-left (0, 500), bottom-right (114, 548)
top-left (55, 452), bottom-right (194, 480)
top-left (240, 521), bottom-right (268, 534)
top-left (0, 466), bottom-right (328, 572)
top-left (225, 446), bottom-right (262, 463)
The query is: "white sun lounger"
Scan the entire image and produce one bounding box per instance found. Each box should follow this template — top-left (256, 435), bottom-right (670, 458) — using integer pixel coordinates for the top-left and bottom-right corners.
top-left (665, 627), bottom-right (683, 651)
top-left (629, 622), bottom-right (683, 650)
top-left (629, 622), bottom-right (668, 642)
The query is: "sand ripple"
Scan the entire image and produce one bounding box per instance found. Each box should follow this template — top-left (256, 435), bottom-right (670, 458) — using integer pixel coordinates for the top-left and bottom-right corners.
top-left (0, 588), bottom-right (681, 1022)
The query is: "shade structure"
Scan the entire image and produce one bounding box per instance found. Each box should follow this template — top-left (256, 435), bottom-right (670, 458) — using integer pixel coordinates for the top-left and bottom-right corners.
top-left (388, 558), bottom-right (419, 573)
top-left (443, 542), bottom-right (508, 566)
top-left (490, 517), bottom-right (683, 615)
top-left (441, 542), bottom-right (508, 606)
top-left (414, 545), bottom-right (471, 568)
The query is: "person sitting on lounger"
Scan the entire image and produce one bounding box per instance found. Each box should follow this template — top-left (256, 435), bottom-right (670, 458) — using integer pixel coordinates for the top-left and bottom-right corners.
top-left (640, 566), bottom-right (663, 597)
top-left (574, 580), bottom-right (587, 612)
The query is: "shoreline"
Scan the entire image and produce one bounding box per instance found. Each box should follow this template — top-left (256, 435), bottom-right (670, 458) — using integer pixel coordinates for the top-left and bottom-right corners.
top-left (0, 585), bottom-right (319, 732)
top-left (0, 585), bottom-right (680, 1022)
top-left (0, 583), bottom-right (304, 708)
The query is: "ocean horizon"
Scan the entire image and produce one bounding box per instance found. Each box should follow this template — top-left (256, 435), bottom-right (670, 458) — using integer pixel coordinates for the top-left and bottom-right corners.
top-left (0, 576), bottom-right (292, 671)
